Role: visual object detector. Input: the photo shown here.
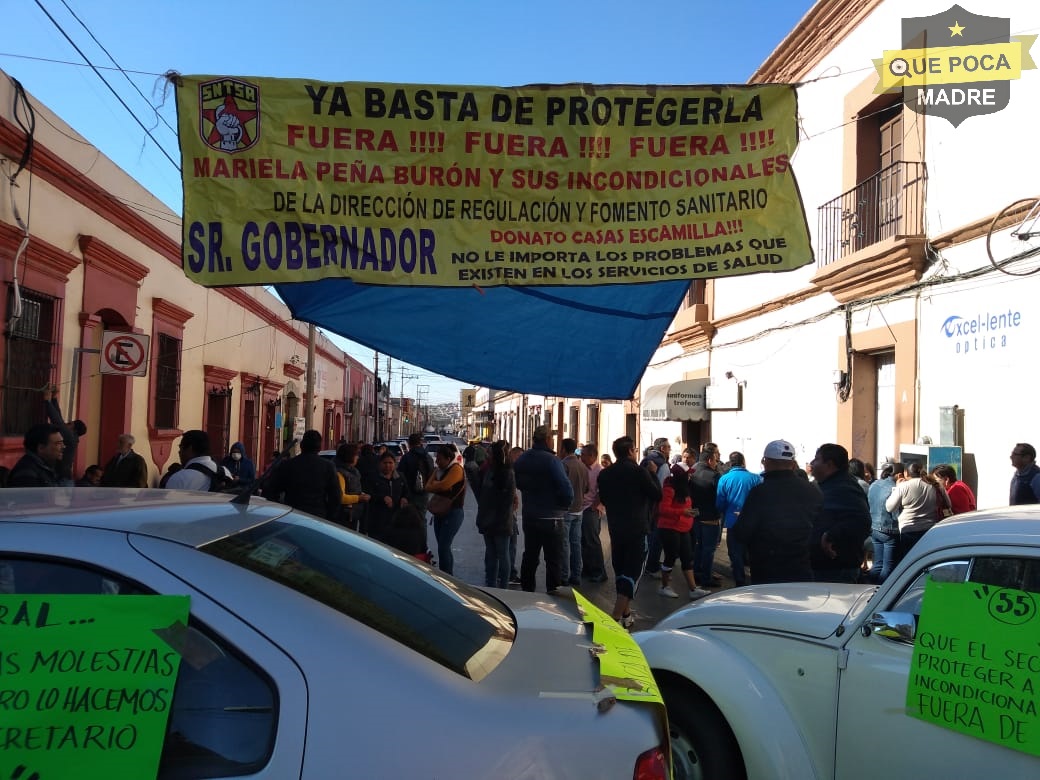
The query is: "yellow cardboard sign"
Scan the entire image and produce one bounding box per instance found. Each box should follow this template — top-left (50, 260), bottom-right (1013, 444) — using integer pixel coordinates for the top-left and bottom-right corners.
top-left (175, 77), bottom-right (812, 287)
top-left (573, 590), bottom-right (663, 704)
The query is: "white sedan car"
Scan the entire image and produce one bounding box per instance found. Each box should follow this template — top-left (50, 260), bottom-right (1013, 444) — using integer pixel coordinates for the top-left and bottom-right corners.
top-left (0, 488), bottom-right (669, 779)
top-left (637, 508), bottom-right (1040, 779)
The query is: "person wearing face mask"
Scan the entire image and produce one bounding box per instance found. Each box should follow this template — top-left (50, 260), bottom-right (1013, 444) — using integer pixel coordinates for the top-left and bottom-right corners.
top-left (221, 442), bottom-right (257, 492)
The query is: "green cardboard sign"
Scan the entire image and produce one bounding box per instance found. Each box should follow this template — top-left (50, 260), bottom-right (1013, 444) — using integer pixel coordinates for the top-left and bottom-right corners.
top-left (908, 580), bottom-right (1040, 756)
top-left (573, 590), bottom-right (662, 704)
top-left (0, 595), bottom-right (190, 779)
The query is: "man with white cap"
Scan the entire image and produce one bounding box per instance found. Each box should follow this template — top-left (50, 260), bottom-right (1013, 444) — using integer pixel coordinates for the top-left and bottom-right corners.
top-left (730, 440), bottom-right (822, 584)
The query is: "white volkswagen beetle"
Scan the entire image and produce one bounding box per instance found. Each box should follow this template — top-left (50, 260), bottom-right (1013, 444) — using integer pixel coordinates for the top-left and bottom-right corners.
top-left (636, 508), bottom-right (1040, 779)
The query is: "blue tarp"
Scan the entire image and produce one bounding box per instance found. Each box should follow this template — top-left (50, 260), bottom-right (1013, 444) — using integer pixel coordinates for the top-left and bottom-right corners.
top-left (275, 279), bottom-right (690, 399)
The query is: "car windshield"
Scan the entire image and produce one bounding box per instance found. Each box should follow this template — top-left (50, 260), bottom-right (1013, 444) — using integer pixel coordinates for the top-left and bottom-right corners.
top-left (199, 515), bottom-right (516, 681)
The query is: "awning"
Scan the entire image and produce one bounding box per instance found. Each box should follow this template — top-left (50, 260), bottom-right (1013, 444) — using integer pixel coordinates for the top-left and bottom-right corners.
top-left (641, 379), bottom-right (709, 422)
top-left (276, 279), bottom-right (690, 399)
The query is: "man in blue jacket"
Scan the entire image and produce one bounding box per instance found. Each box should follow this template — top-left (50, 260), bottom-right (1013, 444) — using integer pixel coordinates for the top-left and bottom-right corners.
top-left (221, 441), bottom-right (257, 492)
top-left (514, 426), bottom-right (573, 595)
top-left (716, 451), bottom-right (763, 587)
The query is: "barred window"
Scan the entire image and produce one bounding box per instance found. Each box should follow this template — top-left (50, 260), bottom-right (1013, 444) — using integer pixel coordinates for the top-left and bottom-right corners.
top-left (3, 289), bottom-right (57, 436)
top-left (587, 404), bottom-right (600, 447)
top-left (155, 332), bottom-right (181, 429)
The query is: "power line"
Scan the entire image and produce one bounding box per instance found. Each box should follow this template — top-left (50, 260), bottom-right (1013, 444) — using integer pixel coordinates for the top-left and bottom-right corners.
top-left (0, 50), bottom-right (160, 76)
top-left (31, 0), bottom-right (180, 171)
top-left (57, 0), bottom-right (178, 138)
top-left (649, 245), bottom-right (1040, 370)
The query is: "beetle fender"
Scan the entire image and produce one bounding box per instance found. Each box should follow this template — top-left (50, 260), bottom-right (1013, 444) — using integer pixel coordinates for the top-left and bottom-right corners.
top-left (637, 629), bottom-right (822, 780)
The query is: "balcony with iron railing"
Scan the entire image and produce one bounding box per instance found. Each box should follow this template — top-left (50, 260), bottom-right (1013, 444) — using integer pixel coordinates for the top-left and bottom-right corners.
top-left (813, 161), bottom-right (930, 302)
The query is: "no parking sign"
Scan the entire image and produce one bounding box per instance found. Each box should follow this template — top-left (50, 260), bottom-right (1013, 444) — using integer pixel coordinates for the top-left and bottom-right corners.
top-left (101, 331), bottom-right (151, 377)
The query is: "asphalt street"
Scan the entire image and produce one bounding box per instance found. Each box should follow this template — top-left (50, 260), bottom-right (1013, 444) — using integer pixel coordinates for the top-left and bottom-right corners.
top-left (433, 486), bottom-right (737, 630)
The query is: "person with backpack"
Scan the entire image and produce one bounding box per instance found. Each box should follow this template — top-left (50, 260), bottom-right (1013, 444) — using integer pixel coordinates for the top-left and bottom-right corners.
top-left (165, 430), bottom-right (225, 491)
top-left (398, 433), bottom-right (433, 517)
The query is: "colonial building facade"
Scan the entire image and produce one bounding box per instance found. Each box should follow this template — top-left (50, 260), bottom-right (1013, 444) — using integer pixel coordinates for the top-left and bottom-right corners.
top-left (640, 0), bottom-right (1037, 508)
top-left (468, 388), bottom-right (631, 456)
top-left (467, 1), bottom-right (1036, 509)
top-left (0, 72), bottom-right (375, 483)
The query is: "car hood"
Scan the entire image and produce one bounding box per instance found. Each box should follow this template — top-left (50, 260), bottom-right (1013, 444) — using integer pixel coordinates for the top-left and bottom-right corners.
top-left (651, 583), bottom-right (874, 640)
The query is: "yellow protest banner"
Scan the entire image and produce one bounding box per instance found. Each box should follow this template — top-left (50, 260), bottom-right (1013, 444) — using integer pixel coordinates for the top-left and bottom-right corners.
top-left (175, 77), bottom-right (812, 287)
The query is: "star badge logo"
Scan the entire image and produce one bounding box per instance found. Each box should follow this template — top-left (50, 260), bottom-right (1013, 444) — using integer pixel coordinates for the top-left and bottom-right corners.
top-left (198, 78), bottom-right (260, 154)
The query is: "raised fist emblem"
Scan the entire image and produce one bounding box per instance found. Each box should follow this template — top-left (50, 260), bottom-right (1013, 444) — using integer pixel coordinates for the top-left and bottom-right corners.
top-left (214, 105), bottom-right (243, 151)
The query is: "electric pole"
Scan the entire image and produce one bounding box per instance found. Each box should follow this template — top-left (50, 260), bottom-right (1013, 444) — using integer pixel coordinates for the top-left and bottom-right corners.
top-left (385, 355), bottom-right (392, 440)
top-left (417, 384), bottom-right (429, 433)
top-left (400, 370), bottom-right (418, 433)
top-left (305, 324), bottom-right (316, 431)
top-left (373, 351), bottom-right (380, 441)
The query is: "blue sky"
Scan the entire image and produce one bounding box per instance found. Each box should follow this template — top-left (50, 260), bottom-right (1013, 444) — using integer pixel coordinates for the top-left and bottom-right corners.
top-left (1, 0), bottom-right (816, 403)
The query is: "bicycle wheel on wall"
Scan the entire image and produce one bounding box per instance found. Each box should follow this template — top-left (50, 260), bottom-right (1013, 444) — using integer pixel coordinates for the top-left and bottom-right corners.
top-left (986, 197), bottom-right (1040, 275)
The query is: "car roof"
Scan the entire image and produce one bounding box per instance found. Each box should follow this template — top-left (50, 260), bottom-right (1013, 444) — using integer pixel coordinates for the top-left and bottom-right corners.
top-left (0, 487), bottom-right (291, 548)
top-left (907, 506), bottom-right (1040, 555)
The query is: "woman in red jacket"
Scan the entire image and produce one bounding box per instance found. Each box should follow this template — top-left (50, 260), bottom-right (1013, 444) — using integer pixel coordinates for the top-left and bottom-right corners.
top-left (657, 464), bottom-right (712, 600)
top-left (931, 464), bottom-right (977, 515)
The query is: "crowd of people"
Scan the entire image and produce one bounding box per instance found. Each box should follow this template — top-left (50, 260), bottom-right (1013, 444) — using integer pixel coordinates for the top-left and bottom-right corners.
top-left (498, 432), bottom-right (1038, 629)
top-left (7, 388), bottom-right (1040, 631)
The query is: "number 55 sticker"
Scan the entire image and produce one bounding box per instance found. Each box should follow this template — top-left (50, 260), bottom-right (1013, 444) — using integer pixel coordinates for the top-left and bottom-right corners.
top-left (986, 587), bottom-right (1037, 625)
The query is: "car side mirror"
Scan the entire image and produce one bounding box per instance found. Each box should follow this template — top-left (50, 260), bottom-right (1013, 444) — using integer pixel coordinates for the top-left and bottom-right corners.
top-left (864, 610), bottom-right (917, 642)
